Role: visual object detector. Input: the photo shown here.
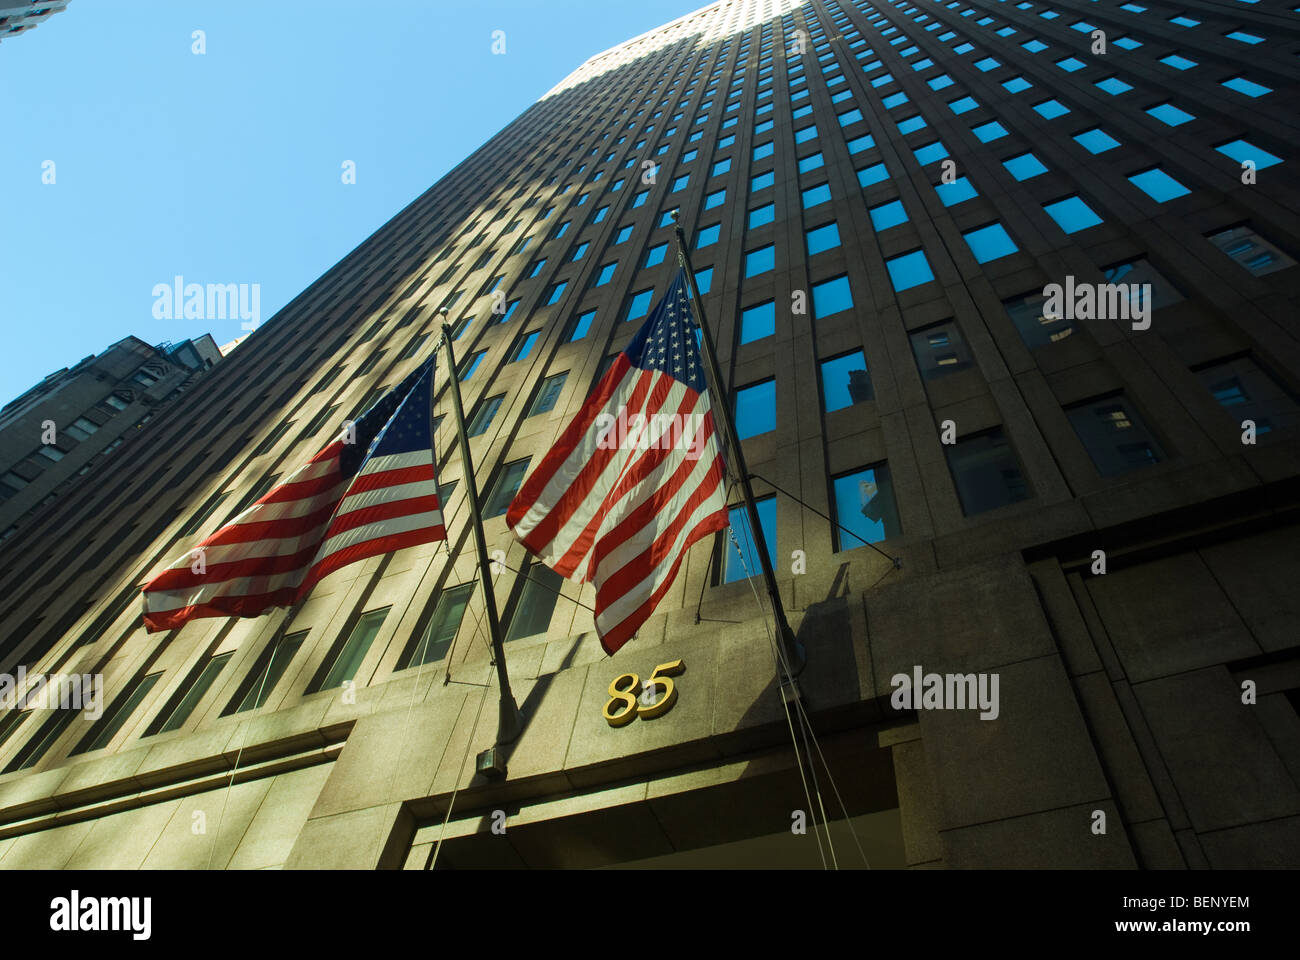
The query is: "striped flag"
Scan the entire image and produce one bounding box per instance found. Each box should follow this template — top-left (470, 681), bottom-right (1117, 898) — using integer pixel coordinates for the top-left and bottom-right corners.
top-left (507, 269), bottom-right (730, 655)
top-left (142, 358), bottom-right (446, 632)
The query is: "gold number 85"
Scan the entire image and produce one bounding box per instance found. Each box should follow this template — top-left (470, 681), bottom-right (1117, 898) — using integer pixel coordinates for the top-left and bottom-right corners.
top-left (603, 660), bottom-right (685, 727)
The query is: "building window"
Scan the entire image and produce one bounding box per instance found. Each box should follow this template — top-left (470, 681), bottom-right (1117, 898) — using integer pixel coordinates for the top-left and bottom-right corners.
top-left (1033, 98), bottom-right (1069, 119)
top-left (1193, 355), bottom-right (1300, 434)
top-left (483, 458), bottom-right (530, 517)
top-left (802, 183), bottom-right (831, 208)
top-left (885, 250), bottom-right (934, 292)
top-left (504, 565), bottom-right (565, 642)
top-left (964, 223), bottom-right (1019, 262)
top-left (403, 583), bottom-right (474, 668)
top-left (806, 222), bottom-right (840, 255)
top-left (697, 223), bottom-right (721, 248)
top-left (735, 379), bottom-right (776, 439)
top-left (1206, 225), bottom-right (1295, 276)
top-left (971, 120), bottom-right (1008, 143)
top-left (820, 351), bottom-right (872, 411)
top-left (1066, 394), bottom-right (1166, 476)
top-left (1073, 127), bottom-right (1119, 154)
top-left (458, 350), bottom-right (485, 381)
top-left (64, 417), bottom-right (100, 441)
top-left (74, 672), bottom-right (163, 755)
top-left (1221, 76), bottom-right (1271, 98)
top-left (741, 300), bottom-right (776, 344)
top-left (858, 162), bottom-right (889, 187)
top-left (723, 496), bottom-right (777, 584)
top-left (812, 275), bottom-right (853, 319)
top-left (1102, 257), bottom-right (1184, 310)
top-left (1005, 290), bottom-right (1074, 348)
top-left (507, 331), bottom-right (540, 363)
top-left (935, 176), bottom-right (977, 207)
top-left (229, 631), bottom-right (308, 713)
top-left (626, 288), bottom-right (654, 322)
top-left (748, 203), bottom-right (775, 228)
top-left (911, 321), bottom-right (973, 379)
top-left (467, 394), bottom-right (505, 436)
top-left (568, 309), bottom-right (596, 341)
top-left (946, 428), bottom-right (1030, 515)
top-left (315, 608), bottom-right (390, 692)
top-left (151, 652), bottom-right (234, 735)
top-left (527, 372), bottom-right (568, 417)
top-left (1003, 152), bottom-right (1048, 181)
top-left (1043, 195), bottom-right (1104, 234)
top-left (645, 243), bottom-right (668, 267)
top-left (744, 244), bottom-right (775, 277)
top-left (1127, 168), bottom-right (1191, 203)
top-left (1146, 103), bottom-right (1194, 127)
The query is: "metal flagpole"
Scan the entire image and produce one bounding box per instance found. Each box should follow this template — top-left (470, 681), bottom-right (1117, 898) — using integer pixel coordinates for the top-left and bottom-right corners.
top-left (671, 214), bottom-right (806, 677)
top-left (437, 314), bottom-right (523, 769)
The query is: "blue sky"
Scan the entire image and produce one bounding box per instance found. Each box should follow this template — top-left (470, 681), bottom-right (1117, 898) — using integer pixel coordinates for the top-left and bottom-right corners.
top-left (0, 0), bottom-right (698, 402)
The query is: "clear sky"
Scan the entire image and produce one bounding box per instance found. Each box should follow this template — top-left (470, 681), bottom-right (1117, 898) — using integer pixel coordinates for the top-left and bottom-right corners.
top-left (0, 0), bottom-right (700, 402)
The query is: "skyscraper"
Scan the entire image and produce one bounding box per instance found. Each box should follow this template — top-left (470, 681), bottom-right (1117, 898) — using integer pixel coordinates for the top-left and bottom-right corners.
top-left (0, 0), bottom-right (1297, 869)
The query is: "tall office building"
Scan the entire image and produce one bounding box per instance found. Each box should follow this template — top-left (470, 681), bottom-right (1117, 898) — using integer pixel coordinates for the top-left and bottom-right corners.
top-left (0, 0), bottom-right (1297, 869)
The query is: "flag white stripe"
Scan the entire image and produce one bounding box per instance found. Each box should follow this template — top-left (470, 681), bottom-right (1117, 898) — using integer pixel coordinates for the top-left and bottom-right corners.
top-left (333, 478), bottom-right (440, 516)
top-left (313, 509), bottom-right (444, 563)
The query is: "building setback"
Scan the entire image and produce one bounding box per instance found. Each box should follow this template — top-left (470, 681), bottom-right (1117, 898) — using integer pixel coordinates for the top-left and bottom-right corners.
top-left (0, 0), bottom-right (1297, 869)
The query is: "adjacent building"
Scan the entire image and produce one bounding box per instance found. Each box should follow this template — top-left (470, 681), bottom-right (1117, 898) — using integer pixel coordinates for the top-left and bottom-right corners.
top-left (0, 0), bottom-right (1297, 869)
top-left (0, 1), bottom-right (69, 44)
top-left (0, 334), bottom-right (221, 545)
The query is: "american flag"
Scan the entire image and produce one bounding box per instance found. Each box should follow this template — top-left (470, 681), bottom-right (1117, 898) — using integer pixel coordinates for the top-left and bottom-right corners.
top-left (507, 269), bottom-right (730, 655)
top-left (142, 357), bottom-right (446, 632)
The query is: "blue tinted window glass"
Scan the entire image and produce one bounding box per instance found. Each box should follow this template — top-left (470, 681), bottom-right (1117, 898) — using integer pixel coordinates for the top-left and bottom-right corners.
top-left (745, 244), bottom-right (775, 276)
top-left (949, 95), bottom-right (978, 114)
top-left (935, 176), bottom-right (977, 206)
top-left (870, 199), bottom-right (908, 230)
top-left (1003, 152), bottom-right (1048, 180)
top-left (1074, 128), bottom-right (1119, 153)
top-left (1215, 139), bottom-right (1282, 169)
top-left (798, 152), bottom-right (825, 172)
top-left (964, 223), bottom-right (1019, 263)
top-left (897, 116), bottom-right (927, 134)
top-left (748, 203), bottom-right (775, 228)
top-left (1128, 168), bottom-right (1191, 202)
top-left (1056, 57), bottom-right (1085, 71)
top-left (626, 288), bottom-right (653, 321)
top-left (752, 171), bottom-right (776, 190)
top-left (740, 301), bottom-right (776, 343)
top-left (803, 183), bottom-right (832, 207)
top-left (723, 496), bottom-right (777, 583)
top-left (569, 309), bottom-right (595, 341)
top-left (1095, 76), bottom-right (1133, 95)
top-left (1160, 53), bottom-right (1197, 69)
top-left (972, 120), bottom-right (1008, 142)
top-left (735, 380), bottom-right (776, 439)
top-left (697, 223), bottom-right (720, 248)
top-left (821, 351), bottom-right (873, 412)
top-left (812, 275), bottom-right (853, 318)
top-left (1146, 103), bottom-right (1194, 126)
top-left (1222, 76), bottom-right (1271, 97)
top-left (886, 250), bottom-right (935, 292)
top-left (914, 141), bottom-right (948, 165)
top-left (1043, 195), bottom-right (1104, 233)
top-left (858, 162), bottom-right (889, 187)
top-left (847, 134), bottom-right (876, 153)
top-left (806, 222), bottom-right (841, 255)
